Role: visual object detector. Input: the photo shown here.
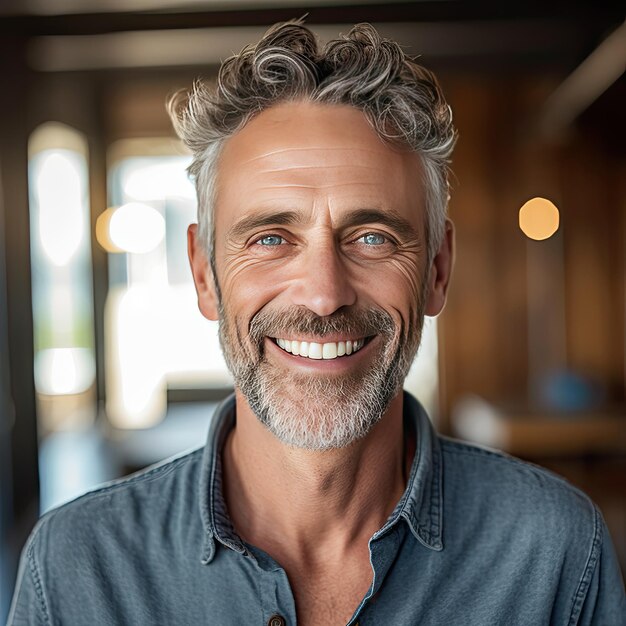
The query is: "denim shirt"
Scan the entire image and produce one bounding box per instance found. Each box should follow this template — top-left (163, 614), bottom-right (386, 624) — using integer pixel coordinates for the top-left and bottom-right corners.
top-left (9, 393), bottom-right (626, 625)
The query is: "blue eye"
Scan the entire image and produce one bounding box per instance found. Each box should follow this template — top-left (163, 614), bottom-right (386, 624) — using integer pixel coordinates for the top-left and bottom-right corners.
top-left (360, 233), bottom-right (386, 245)
top-left (257, 234), bottom-right (284, 246)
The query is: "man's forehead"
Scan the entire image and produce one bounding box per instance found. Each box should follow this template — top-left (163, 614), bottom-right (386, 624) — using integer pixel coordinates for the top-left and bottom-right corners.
top-left (208, 101), bottom-right (426, 240)
top-left (218, 100), bottom-right (418, 170)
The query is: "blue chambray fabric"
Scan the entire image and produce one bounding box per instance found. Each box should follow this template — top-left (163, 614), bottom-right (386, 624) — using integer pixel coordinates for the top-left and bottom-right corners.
top-left (8, 393), bottom-right (626, 625)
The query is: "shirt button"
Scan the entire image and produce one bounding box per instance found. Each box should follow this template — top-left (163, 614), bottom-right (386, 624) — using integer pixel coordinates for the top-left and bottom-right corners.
top-left (268, 615), bottom-right (286, 626)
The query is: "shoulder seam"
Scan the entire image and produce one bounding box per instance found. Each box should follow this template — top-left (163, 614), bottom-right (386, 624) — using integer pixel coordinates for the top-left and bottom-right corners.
top-left (567, 505), bottom-right (603, 626)
top-left (441, 437), bottom-right (516, 460)
top-left (440, 437), bottom-right (592, 497)
top-left (49, 447), bottom-right (203, 512)
top-left (441, 440), bottom-right (538, 473)
top-left (440, 437), bottom-right (596, 510)
top-left (27, 539), bottom-right (51, 624)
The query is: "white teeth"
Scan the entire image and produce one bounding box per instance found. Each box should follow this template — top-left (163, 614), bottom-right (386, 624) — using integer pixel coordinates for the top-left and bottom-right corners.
top-left (322, 343), bottom-right (337, 359)
top-left (274, 337), bottom-right (366, 360)
top-left (308, 342), bottom-right (323, 359)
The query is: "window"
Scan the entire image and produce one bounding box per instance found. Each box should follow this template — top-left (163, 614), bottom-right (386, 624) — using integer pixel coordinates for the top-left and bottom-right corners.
top-left (29, 123), bottom-right (96, 432)
top-left (102, 140), bottom-right (230, 429)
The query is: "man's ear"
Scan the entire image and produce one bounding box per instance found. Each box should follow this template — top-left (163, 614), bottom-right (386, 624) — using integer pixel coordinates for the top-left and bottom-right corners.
top-left (187, 224), bottom-right (219, 321)
top-left (424, 219), bottom-right (455, 316)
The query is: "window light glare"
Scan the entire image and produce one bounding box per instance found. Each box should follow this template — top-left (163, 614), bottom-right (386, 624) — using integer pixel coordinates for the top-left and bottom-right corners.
top-left (35, 151), bottom-right (85, 266)
top-left (519, 197), bottom-right (560, 241)
top-left (123, 162), bottom-right (195, 202)
top-left (106, 286), bottom-right (166, 429)
top-left (108, 202), bottom-right (165, 254)
top-left (35, 347), bottom-right (95, 395)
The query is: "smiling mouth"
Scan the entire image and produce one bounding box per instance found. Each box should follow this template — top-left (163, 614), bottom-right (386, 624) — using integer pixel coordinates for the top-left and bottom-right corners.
top-left (271, 337), bottom-right (372, 360)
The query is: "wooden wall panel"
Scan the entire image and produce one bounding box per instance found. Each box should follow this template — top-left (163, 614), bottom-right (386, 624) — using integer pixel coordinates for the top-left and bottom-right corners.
top-left (439, 78), bottom-right (502, 423)
top-left (438, 74), bottom-right (625, 426)
top-left (560, 142), bottom-right (623, 397)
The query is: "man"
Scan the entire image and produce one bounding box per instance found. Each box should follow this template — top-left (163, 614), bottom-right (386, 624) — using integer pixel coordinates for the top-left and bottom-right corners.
top-left (9, 21), bottom-right (625, 626)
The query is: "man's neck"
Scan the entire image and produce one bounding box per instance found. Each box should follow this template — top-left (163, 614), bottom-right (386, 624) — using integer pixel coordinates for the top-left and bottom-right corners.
top-left (222, 391), bottom-right (409, 569)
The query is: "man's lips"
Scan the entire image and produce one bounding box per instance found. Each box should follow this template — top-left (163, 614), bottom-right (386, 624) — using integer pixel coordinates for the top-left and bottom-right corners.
top-left (270, 336), bottom-right (374, 361)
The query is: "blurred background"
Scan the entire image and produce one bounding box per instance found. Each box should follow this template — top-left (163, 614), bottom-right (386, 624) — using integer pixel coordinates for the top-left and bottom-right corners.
top-left (1, 0), bottom-right (625, 618)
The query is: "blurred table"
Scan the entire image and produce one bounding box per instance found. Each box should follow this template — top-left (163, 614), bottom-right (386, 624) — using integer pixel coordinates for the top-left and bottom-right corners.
top-left (451, 396), bottom-right (626, 457)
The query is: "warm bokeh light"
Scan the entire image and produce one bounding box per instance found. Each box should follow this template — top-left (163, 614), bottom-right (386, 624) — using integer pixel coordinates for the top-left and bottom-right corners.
top-left (95, 207), bottom-right (123, 253)
top-left (519, 197), bottom-right (560, 240)
top-left (108, 202), bottom-right (165, 254)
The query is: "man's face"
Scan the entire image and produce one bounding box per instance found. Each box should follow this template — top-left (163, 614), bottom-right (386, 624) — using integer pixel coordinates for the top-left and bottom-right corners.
top-left (190, 101), bottom-right (449, 449)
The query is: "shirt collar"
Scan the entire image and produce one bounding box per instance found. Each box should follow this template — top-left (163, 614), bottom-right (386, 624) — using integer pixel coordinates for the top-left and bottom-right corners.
top-left (391, 392), bottom-right (444, 551)
top-left (199, 394), bottom-right (244, 564)
top-left (199, 391), bottom-right (444, 564)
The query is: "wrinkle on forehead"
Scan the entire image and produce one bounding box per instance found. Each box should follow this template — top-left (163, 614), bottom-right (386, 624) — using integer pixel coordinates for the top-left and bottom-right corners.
top-left (241, 146), bottom-right (397, 166)
top-left (256, 182), bottom-right (388, 191)
top-left (259, 164), bottom-right (382, 173)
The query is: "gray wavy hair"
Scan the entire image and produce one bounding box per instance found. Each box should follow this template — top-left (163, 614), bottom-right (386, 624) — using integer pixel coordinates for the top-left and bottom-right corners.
top-left (168, 20), bottom-right (456, 268)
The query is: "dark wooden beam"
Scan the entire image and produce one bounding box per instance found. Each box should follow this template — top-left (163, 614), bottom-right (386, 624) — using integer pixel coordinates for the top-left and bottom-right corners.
top-left (0, 2), bottom-right (623, 37)
top-left (0, 37), bottom-right (40, 523)
top-left (0, 35), bottom-right (40, 620)
top-left (0, 147), bottom-right (15, 625)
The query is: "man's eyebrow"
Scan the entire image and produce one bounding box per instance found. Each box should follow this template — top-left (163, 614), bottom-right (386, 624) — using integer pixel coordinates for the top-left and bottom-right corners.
top-left (228, 211), bottom-right (302, 240)
top-left (338, 208), bottom-right (420, 239)
top-left (227, 207), bottom-right (421, 241)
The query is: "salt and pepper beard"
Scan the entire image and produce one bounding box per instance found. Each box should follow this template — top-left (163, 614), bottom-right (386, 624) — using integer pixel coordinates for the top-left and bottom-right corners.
top-left (217, 289), bottom-right (427, 450)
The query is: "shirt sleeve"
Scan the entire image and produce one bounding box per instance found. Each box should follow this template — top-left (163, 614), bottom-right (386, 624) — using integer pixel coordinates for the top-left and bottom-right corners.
top-left (575, 509), bottom-right (626, 626)
top-left (7, 529), bottom-right (50, 626)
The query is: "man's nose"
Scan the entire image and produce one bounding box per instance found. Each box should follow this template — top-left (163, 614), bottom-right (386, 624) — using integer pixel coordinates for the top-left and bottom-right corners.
top-left (289, 241), bottom-right (357, 317)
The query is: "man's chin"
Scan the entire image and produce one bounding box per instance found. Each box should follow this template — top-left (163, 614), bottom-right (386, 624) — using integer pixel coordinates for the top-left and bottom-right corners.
top-left (241, 370), bottom-right (395, 450)
top-left (225, 324), bottom-right (419, 449)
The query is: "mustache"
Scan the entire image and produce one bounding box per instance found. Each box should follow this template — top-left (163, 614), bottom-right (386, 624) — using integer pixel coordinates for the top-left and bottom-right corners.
top-left (248, 306), bottom-right (396, 345)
